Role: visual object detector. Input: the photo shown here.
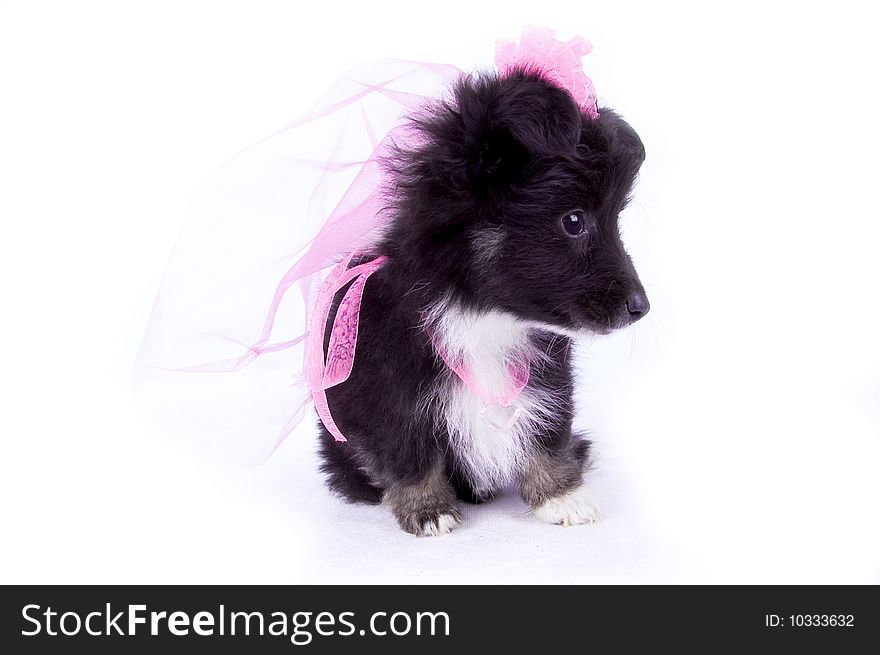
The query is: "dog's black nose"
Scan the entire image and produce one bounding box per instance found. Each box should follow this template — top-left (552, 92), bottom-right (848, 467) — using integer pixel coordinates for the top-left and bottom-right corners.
top-left (626, 290), bottom-right (650, 322)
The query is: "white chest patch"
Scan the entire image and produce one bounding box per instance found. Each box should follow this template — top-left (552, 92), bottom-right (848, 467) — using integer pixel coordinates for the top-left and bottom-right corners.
top-left (422, 301), bottom-right (564, 496)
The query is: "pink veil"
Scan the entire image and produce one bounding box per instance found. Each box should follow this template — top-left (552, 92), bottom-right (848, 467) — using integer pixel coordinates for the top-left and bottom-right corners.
top-left (135, 27), bottom-right (599, 463)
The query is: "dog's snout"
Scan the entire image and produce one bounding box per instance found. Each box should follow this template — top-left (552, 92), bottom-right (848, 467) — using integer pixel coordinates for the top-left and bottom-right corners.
top-left (626, 290), bottom-right (650, 322)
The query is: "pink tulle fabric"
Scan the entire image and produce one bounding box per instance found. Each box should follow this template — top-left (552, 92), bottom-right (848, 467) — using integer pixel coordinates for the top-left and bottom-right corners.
top-left (135, 27), bottom-right (600, 460)
top-left (496, 26), bottom-right (600, 118)
top-left (135, 59), bottom-right (461, 460)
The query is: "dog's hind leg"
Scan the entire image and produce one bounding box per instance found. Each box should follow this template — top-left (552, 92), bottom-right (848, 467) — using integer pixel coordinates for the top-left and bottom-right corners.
top-left (318, 428), bottom-right (384, 504)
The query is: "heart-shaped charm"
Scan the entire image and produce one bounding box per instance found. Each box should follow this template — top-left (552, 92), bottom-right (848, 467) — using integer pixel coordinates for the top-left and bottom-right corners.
top-left (480, 402), bottom-right (521, 433)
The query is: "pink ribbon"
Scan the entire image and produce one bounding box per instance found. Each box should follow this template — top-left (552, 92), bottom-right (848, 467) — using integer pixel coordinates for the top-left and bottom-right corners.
top-left (432, 344), bottom-right (530, 408)
top-left (306, 253), bottom-right (388, 442)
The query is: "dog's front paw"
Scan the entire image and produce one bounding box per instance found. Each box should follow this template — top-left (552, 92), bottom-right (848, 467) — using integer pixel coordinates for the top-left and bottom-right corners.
top-left (397, 509), bottom-right (462, 537)
top-left (533, 485), bottom-right (600, 526)
top-left (419, 511), bottom-right (462, 537)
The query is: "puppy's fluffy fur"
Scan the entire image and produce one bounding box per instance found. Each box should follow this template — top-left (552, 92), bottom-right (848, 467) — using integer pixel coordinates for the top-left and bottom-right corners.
top-left (318, 69), bottom-right (648, 536)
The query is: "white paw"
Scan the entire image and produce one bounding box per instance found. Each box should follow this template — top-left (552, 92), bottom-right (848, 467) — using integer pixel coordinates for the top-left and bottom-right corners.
top-left (416, 512), bottom-right (461, 537)
top-left (533, 485), bottom-right (601, 526)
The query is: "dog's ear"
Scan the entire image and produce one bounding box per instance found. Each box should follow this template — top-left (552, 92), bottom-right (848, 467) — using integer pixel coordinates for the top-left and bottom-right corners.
top-left (424, 69), bottom-right (583, 194)
top-left (591, 108), bottom-right (646, 172)
top-left (581, 108), bottom-right (646, 210)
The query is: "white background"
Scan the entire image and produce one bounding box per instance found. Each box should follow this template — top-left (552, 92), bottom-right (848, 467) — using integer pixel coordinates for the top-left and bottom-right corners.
top-left (1, 0), bottom-right (878, 584)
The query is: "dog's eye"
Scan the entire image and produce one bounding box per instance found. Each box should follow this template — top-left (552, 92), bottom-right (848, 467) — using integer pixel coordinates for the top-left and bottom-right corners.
top-left (561, 210), bottom-right (587, 237)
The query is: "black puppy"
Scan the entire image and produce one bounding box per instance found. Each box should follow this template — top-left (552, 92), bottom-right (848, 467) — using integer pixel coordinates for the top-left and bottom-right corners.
top-left (318, 69), bottom-right (648, 536)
